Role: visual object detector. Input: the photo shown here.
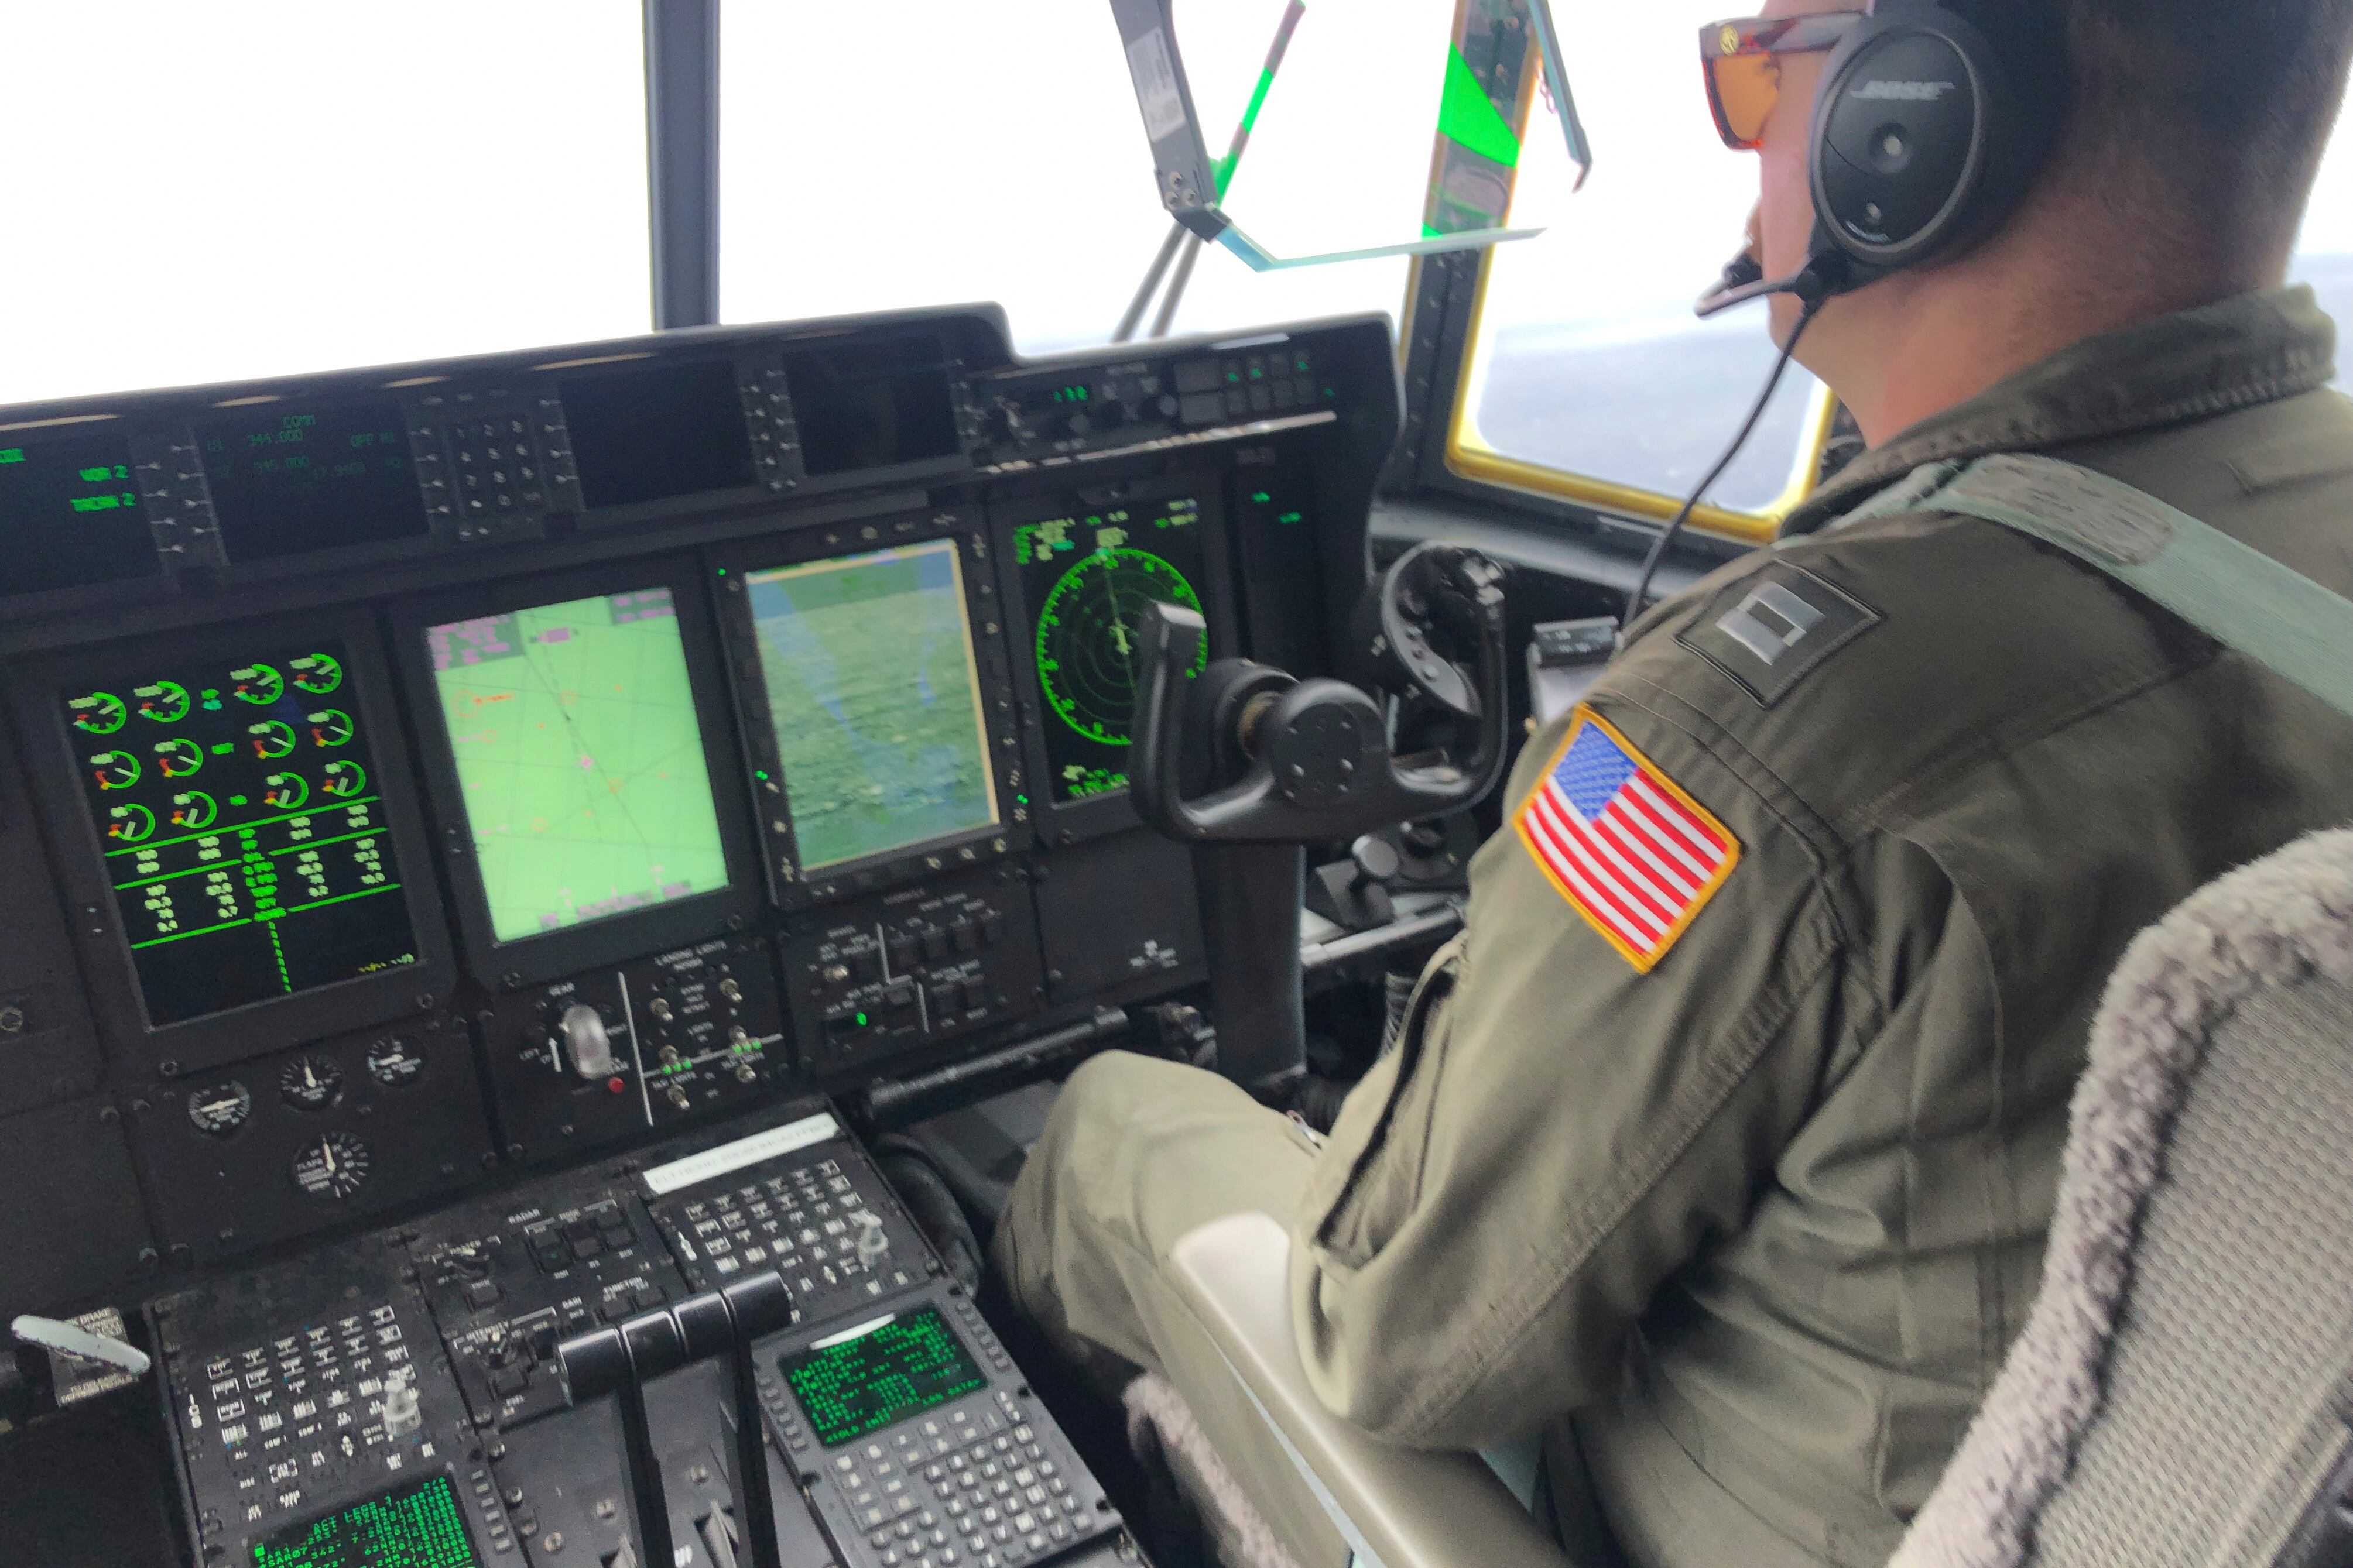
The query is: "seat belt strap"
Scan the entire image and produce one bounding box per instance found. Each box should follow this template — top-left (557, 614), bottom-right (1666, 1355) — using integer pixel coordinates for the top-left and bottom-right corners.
top-left (1837, 452), bottom-right (2353, 723)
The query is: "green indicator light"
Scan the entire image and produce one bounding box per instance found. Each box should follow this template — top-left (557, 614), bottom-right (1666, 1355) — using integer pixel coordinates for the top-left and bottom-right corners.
top-left (1015, 794), bottom-right (1029, 805)
top-left (0, 448), bottom-right (22, 465)
top-left (1251, 491), bottom-right (1272, 504)
top-left (716, 567), bottom-right (728, 575)
top-left (1277, 511), bottom-right (1304, 525)
top-left (855, 1011), bottom-right (869, 1027)
top-left (753, 769), bottom-right (769, 780)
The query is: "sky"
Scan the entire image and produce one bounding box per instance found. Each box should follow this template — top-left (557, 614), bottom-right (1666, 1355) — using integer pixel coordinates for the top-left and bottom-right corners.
top-left (5, 1), bottom-right (2353, 410)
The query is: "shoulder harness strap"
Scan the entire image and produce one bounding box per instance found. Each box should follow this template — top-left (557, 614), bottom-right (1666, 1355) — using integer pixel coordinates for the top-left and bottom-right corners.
top-left (1835, 452), bottom-right (2353, 723)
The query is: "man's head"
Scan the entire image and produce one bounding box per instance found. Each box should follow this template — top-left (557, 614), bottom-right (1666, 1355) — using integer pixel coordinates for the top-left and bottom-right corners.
top-left (1738, 0), bottom-right (2353, 438)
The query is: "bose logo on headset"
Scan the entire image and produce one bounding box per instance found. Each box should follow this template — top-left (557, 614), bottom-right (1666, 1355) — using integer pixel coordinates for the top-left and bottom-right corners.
top-left (1850, 80), bottom-right (1959, 101)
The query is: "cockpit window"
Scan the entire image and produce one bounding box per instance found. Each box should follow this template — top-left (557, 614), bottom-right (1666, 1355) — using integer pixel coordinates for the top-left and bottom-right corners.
top-left (717, 0), bottom-right (1412, 352)
top-left (0, 2), bottom-right (652, 407)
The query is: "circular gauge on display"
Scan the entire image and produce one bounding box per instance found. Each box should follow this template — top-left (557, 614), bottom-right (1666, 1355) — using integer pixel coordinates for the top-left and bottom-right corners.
top-left (262, 773), bottom-right (309, 811)
top-left (278, 1055), bottom-right (345, 1111)
top-left (169, 791), bottom-right (218, 831)
top-left (186, 1082), bottom-right (253, 1137)
top-left (106, 802), bottom-right (156, 844)
top-left (321, 760), bottom-right (367, 799)
top-left (90, 750), bottom-right (141, 791)
top-left (307, 709), bottom-right (354, 748)
top-left (291, 1131), bottom-right (371, 1203)
top-left (69, 692), bottom-right (126, 735)
top-left (1034, 547), bottom-right (1207, 746)
top-left (135, 681), bottom-right (190, 723)
top-left (155, 737), bottom-right (204, 778)
top-left (231, 664), bottom-right (285, 705)
top-left (290, 653), bottom-right (343, 695)
top-left (248, 719), bottom-right (297, 760)
top-left (366, 1035), bottom-right (426, 1087)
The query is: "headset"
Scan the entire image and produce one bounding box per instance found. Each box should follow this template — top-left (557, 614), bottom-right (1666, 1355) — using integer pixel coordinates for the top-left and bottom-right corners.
top-left (1698, 0), bottom-right (2070, 317)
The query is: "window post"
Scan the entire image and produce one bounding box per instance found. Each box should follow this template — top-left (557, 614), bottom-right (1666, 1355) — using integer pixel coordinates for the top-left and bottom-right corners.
top-left (643, 0), bottom-right (721, 329)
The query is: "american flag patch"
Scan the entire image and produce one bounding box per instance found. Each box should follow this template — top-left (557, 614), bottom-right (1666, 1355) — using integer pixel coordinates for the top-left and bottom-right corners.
top-left (1514, 708), bottom-right (1740, 972)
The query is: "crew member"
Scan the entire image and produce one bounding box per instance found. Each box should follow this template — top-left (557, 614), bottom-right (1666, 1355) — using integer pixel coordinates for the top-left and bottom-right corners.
top-left (995, 1), bottom-right (2353, 1563)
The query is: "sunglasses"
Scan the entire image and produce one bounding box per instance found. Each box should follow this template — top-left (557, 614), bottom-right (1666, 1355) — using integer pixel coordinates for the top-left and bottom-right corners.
top-left (1701, 12), bottom-right (1866, 150)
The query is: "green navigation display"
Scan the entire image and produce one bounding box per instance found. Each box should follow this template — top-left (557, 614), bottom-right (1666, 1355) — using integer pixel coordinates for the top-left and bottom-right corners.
top-left (782, 1306), bottom-right (988, 1448)
top-left (426, 589), bottom-right (729, 943)
top-left (1010, 494), bottom-right (1212, 805)
top-left (64, 643), bottom-right (420, 1027)
top-left (744, 540), bottom-right (999, 872)
top-left (254, 1473), bottom-right (482, 1568)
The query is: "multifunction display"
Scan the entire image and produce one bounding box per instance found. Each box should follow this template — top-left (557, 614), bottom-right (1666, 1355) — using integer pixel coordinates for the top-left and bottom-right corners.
top-left (782, 336), bottom-right (963, 476)
top-left (253, 1473), bottom-right (482, 1568)
top-left (425, 589), bottom-right (729, 943)
top-left (782, 1306), bottom-right (988, 1448)
top-left (0, 431), bottom-right (160, 596)
top-left (195, 403), bottom-right (427, 562)
top-left (742, 540), bottom-right (1001, 872)
top-left (559, 359), bottom-right (755, 509)
top-left (64, 645), bottom-right (421, 1027)
top-left (1011, 494), bottom-right (1213, 804)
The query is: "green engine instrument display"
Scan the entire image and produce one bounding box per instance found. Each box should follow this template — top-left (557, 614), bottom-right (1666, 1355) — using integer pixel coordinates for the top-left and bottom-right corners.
top-left (1011, 494), bottom-right (1212, 805)
top-left (425, 589), bottom-right (729, 943)
top-left (782, 1306), bottom-right (988, 1449)
top-left (253, 1473), bottom-right (482, 1568)
top-left (63, 643), bottom-right (420, 1027)
top-left (742, 539), bottom-right (999, 872)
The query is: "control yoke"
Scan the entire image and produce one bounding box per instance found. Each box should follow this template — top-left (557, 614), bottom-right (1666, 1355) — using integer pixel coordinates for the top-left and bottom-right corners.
top-left (1132, 542), bottom-right (1510, 843)
top-left (1127, 544), bottom-right (1508, 1095)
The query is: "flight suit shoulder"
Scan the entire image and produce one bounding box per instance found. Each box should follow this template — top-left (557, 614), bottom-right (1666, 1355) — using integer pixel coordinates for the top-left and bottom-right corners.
top-left (1597, 505), bottom-right (2217, 843)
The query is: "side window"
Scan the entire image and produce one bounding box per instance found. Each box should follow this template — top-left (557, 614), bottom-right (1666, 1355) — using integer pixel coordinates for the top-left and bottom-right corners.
top-left (0, 5), bottom-right (652, 407)
top-left (2292, 125), bottom-right (2353, 366)
top-left (1448, 0), bottom-right (1831, 541)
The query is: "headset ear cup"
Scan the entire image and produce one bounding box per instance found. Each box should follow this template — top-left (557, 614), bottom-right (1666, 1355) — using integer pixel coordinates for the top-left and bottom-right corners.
top-left (1807, 0), bottom-right (2066, 277)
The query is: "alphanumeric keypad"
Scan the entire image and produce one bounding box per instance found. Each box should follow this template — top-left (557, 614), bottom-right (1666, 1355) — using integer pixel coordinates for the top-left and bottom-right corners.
top-left (827, 1393), bottom-right (1091, 1568)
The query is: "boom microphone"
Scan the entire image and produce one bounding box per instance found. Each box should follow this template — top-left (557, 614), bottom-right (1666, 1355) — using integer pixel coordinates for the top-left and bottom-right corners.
top-left (1694, 246), bottom-right (1846, 318)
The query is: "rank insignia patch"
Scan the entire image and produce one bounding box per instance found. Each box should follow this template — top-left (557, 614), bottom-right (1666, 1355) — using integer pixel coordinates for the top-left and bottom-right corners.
top-left (1515, 708), bottom-right (1740, 972)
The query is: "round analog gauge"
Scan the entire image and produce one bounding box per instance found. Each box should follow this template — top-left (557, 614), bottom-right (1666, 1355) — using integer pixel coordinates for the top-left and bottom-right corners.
top-left (90, 750), bottom-right (141, 791)
top-left (278, 1055), bottom-right (344, 1111)
top-left (290, 653), bottom-right (343, 695)
top-left (291, 1131), bottom-right (371, 1203)
top-left (105, 802), bottom-right (156, 844)
top-left (155, 737), bottom-right (204, 778)
top-left (186, 1082), bottom-right (252, 1137)
top-left (307, 709), bottom-right (354, 748)
top-left (1034, 547), bottom-right (1207, 747)
top-left (169, 791), bottom-right (218, 831)
top-left (248, 719), bottom-right (297, 760)
top-left (366, 1035), bottom-right (426, 1087)
top-left (262, 773), bottom-right (309, 811)
top-left (321, 760), bottom-right (367, 799)
top-left (135, 681), bottom-right (190, 723)
top-left (231, 664), bottom-right (285, 705)
top-left (69, 692), bottom-right (126, 735)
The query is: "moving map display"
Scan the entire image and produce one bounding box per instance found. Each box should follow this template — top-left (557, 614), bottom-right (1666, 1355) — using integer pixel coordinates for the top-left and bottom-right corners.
top-left (744, 540), bottom-right (999, 871)
top-left (62, 643), bottom-right (422, 1027)
top-left (1010, 495), bottom-right (1213, 805)
top-left (425, 589), bottom-right (729, 943)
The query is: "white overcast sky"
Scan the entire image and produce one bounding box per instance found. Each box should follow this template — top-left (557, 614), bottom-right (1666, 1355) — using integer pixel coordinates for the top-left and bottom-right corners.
top-left (4, 0), bottom-right (2353, 406)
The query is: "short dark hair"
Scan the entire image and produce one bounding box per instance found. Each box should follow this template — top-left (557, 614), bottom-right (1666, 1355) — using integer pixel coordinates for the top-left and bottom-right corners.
top-left (2054, 0), bottom-right (2353, 232)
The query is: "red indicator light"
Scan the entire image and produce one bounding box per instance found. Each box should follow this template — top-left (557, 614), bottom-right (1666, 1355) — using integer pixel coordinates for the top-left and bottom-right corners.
top-left (607, 1076), bottom-right (626, 1094)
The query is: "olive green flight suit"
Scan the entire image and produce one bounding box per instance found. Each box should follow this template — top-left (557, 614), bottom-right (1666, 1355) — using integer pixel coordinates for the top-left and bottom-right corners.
top-left (993, 287), bottom-right (2353, 1567)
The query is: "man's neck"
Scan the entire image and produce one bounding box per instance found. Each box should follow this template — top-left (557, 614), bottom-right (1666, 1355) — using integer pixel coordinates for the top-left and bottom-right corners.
top-left (1823, 221), bottom-right (2284, 448)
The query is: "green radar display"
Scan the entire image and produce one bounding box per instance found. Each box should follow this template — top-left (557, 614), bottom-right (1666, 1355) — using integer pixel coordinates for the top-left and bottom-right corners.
top-left (743, 539), bottom-right (1000, 873)
top-left (425, 589), bottom-right (729, 944)
top-left (1012, 494), bottom-right (1213, 804)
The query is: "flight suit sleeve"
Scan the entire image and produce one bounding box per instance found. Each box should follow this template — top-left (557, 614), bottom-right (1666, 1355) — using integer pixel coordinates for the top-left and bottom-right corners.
top-left (1288, 675), bottom-right (1859, 1449)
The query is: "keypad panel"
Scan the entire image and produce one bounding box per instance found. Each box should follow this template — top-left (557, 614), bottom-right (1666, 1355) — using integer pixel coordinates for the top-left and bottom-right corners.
top-left (648, 1147), bottom-right (924, 1313)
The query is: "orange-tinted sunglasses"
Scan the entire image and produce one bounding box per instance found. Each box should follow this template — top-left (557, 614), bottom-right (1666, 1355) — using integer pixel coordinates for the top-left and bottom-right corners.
top-left (1701, 12), bottom-right (1866, 149)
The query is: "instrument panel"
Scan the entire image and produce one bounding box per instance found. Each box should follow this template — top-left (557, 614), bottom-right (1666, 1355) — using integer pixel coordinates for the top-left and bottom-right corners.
top-left (0, 304), bottom-right (1396, 1316)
